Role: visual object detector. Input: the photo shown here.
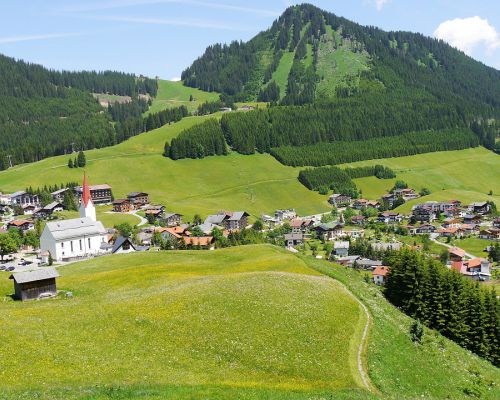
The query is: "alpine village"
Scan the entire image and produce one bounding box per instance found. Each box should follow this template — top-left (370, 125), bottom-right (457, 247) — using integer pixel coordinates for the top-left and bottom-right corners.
top-left (0, 2), bottom-right (499, 400)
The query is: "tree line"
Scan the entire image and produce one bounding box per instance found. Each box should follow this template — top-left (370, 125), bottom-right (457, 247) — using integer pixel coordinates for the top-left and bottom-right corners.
top-left (385, 249), bottom-right (499, 366)
top-left (165, 119), bottom-right (227, 160)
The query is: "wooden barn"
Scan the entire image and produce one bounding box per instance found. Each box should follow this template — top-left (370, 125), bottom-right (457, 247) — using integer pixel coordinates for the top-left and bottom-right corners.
top-left (9, 268), bottom-right (60, 301)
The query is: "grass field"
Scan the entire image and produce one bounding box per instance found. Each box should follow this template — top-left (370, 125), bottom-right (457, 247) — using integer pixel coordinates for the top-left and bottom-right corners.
top-left (272, 51), bottom-right (295, 99)
top-left (0, 245), bottom-right (369, 399)
top-left (147, 80), bottom-right (220, 114)
top-left (56, 207), bottom-right (141, 228)
top-left (0, 116), bottom-right (329, 220)
top-left (347, 147), bottom-right (500, 209)
top-left (447, 237), bottom-right (492, 258)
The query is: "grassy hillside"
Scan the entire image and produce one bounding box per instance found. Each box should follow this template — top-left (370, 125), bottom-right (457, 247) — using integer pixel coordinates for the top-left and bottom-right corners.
top-left (271, 51), bottom-right (295, 98)
top-left (147, 79), bottom-right (219, 114)
top-left (0, 245), bottom-right (369, 399)
top-left (347, 147), bottom-right (500, 207)
top-left (0, 116), bottom-right (329, 220)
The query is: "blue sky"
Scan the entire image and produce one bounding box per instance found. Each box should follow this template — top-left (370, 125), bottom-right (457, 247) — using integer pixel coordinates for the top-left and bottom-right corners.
top-left (0, 0), bottom-right (499, 79)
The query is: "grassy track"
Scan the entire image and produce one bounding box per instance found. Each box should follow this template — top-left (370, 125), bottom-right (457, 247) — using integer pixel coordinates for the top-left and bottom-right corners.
top-left (147, 80), bottom-right (219, 114)
top-left (0, 245), bottom-right (368, 399)
top-left (347, 147), bottom-right (500, 208)
top-left (272, 51), bottom-right (295, 98)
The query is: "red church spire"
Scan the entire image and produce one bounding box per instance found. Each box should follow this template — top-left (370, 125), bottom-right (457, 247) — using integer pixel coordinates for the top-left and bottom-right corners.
top-left (82, 172), bottom-right (93, 207)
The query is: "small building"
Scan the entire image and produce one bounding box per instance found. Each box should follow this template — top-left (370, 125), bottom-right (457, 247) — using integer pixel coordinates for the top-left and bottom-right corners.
top-left (51, 188), bottom-right (69, 203)
top-left (371, 242), bottom-right (402, 252)
top-left (356, 258), bottom-right (383, 270)
top-left (315, 222), bottom-right (344, 241)
top-left (9, 268), bottom-right (60, 301)
top-left (463, 214), bottom-right (482, 224)
top-left (334, 241), bottom-right (350, 256)
top-left (113, 199), bottom-right (133, 213)
top-left (493, 218), bottom-right (500, 228)
top-left (9, 191), bottom-right (40, 207)
top-left (275, 209), bottom-right (297, 221)
top-left (412, 207), bottom-right (436, 223)
top-left (451, 258), bottom-right (491, 281)
top-left (75, 184), bottom-right (113, 205)
top-left (415, 224), bottom-right (436, 234)
top-left (284, 233), bottom-right (304, 247)
top-left (335, 255), bottom-right (361, 267)
top-left (127, 192), bottom-right (150, 207)
top-left (22, 204), bottom-right (38, 215)
top-left (479, 228), bottom-right (500, 241)
top-left (469, 202), bottom-right (490, 215)
top-left (205, 211), bottom-right (249, 231)
top-left (373, 266), bottom-right (390, 285)
top-left (351, 215), bottom-right (367, 226)
top-left (328, 194), bottom-right (352, 207)
top-left (112, 236), bottom-right (137, 254)
top-left (7, 219), bottom-right (34, 231)
top-left (161, 212), bottom-right (183, 227)
top-left (183, 236), bottom-right (214, 249)
top-left (378, 212), bottom-right (403, 225)
top-left (449, 247), bottom-right (466, 262)
top-left (34, 202), bottom-right (64, 219)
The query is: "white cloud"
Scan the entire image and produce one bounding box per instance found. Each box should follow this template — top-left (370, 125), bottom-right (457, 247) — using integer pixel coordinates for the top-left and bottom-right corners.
top-left (434, 16), bottom-right (500, 55)
top-left (170, 77), bottom-right (181, 81)
top-left (0, 32), bottom-right (85, 44)
top-left (375, 0), bottom-right (389, 11)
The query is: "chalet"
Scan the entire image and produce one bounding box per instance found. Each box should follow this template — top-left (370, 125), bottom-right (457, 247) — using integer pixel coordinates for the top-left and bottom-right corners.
top-left (449, 247), bottom-right (466, 262)
top-left (315, 221), bottom-right (344, 241)
top-left (183, 236), bottom-right (214, 249)
top-left (0, 204), bottom-right (12, 215)
top-left (411, 207), bottom-right (436, 223)
top-left (7, 220), bottom-right (34, 231)
top-left (394, 188), bottom-right (419, 201)
top-left (461, 224), bottom-right (479, 236)
top-left (479, 228), bottom-right (500, 241)
top-left (378, 212), bottom-right (402, 224)
top-left (284, 233), bottom-right (304, 247)
top-left (113, 199), bottom-right (133, 213)
top-left (0, 193), bottom-right (11, 205)
top-left (144, 205), bottom-right (166, 220)
top-left (34, 202), bottom-right (64, 219)
top-left (144, 204), bottom-right (166, 213)
top-left (51, 188), bottom-right (68, 203)
top-left (371, 242), bottom-right (402, 252)
top-left (10, 191), bottom-right (40, 207)
top-left (335, 255), bottom-right (361, 267)
top-left (112, 236), bottom-right (137, 254)
top-left (437, 227), bottom-right (463, 238)
top-left (75, 184), bottom-right (113, 205)
top-left (442, 218), bottom-right (461, 229)
top-left (366, 200), bottom-right (381, 209)
top-left (9, 268), bottom-right (60, 301)
top-left (334, 241), bottom-right (350, 256)
top-left (344, 229), bottom-right (365, 239)
top-left (127, 192), bottom-right (150, 207)
top-left (355, 258), bottom-right (383, 270)
top-left (22, 204), bottom-right (38, 215)
top-left (415, 224), bottom-right (436, 234)
top-left (161, 213), bottom-right (183, 227)
top-left (414, 201), bottom-right (460, 213)
top-left (353, 199), bottom-right (369, 210)
top-left (275, 209), bottom-right (296, 221)
top-left (205, 211), bottom-right (249, 231)
top-left (373, 266), bottom-right (390, 285)
top-left (469, 202), bottom-right (490, 215)
top-left (351, 215), bottom-right (367, 226)
top-left (290, 218), bottom-right (314, 235)
top-left (328, 194), bottom-right (352, 207)
top-left (381, 193), bottom-right (399, 208)
top-left (442, 207), bottom-right (462, 218)
top-left (262, 214), bottom-right (280, 227)
top-left (463, 214), bottom-right (482, 224)
top-left (451, 258), bottom-right (491, 281)
top-left (160, 225), bottom-right (191, 242)
top-left (493, 218), bottom-right (500, 228)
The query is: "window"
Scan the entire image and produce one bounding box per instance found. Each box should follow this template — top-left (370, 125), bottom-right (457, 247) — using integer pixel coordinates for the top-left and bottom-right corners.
top-left (61, 242), bottom-right (64, 249)
top-left (79, 240), bottom-right (82, 251)
top-left (70, 241), bottom-right (74, 253)
top-left (88, 238), bottom-right (91, 249)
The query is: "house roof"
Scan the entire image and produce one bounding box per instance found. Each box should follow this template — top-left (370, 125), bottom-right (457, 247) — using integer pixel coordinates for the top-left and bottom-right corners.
top-left (10, 268), bottom-right (59, 284)
top-left (357, 258), bottom-right (383, 267)
top-left (334, 241), bottom-right (349, 249)
top-left (284, 233), bottom-right (304, 240)
top-left (373, 266), bottom-right (390, 277)
top-left (8, 220), bottom-right (33, 227)
top-left (449, 247), bottom-right (466, 258)
top-left (317, 221), bottom-right (343, 231)
top-left (127, 192), bottom-right (148, 198)
top-left (163, 212), bottom-right (182, 219)
top-left (51, 188), bottom-right (68, 195)
top-left (225, 211), bottom-right (249, 221)
top-left (112, 236), bottom-right (136, 253)
top-left (44, 218), bottom-right (106, 241)
top-left (43, 202), bottom-right (63, 211)
top-left (465, 258), bottom-right (482, 268)
top-left (183, 236), bottom-right (214, 246)
top-left (113, 199), bottom-right (130, 205)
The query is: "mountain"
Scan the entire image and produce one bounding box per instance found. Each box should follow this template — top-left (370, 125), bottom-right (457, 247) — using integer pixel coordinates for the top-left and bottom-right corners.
top-left (182, 4), bottom-right (500, 113)
top-left (0, 54), bottom-right (158, 168)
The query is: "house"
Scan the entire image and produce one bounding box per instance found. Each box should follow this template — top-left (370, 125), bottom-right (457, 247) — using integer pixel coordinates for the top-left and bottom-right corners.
top-left (144, 205), bottom-right (166, 221)
top-left (161, 213), bottom-right (183, 227)
top-left (328, 194), bottom-right (352, 207)
top-left (351, 215), bottom-right (366, 226)
top-left (22, 204), bottom-right (38, 215)
top-left (378, 212), bottom-right (402, 224)
top-left (355, 258), bottom-right (383, 270)
top-left (113, 199), bottom-right (133, 213)
top-left (183, 236), bottom-right (214, 249)
top-left (493, 218), bottom-right (500, 228)
top-left (479, 228), bottom-right (500, 241)
top-left (411, 207), bottom-right (436, 223)
top-left (34, 202), bottom-right (64, 219)
top-left (275, 209), bottom-right (296, 221)
top-left (112, 236), bottom-right (137, 254)
top-left (442, 218), bottom-right (461, 229)
top-left (344, 229), bottom-right (365, 239)
top-left (315, 221), bottom-right (344, 241)
top-left (75, 184), bottom-right (112, 205)
top-left (40, 174), bottom-right (108, 261)
top-left (262, 214), bottom-right (280, 227)
top-left (353, 199), bottom-right (369, 210)
top-left (334, 241), bottom-right (350, 256)
top-left (51, 188), bottom-right (69, 203)
top-left (469, 202), bottom-right (490, 215)
top-left (373, 266), bottom-right (390, 285)
top-left (335, 255), bottom-right (361, 267)
top-left (9, 191), bottom-right (40, 207)
top-left (415, 224), bottom-right (436, 234)
top-left (205, 211), bottom-right (249, 231)
top-left (127, 192), bottom-right (150, 207)
top-left (371, 242), bottom-right (402, 252)
top-left (460, 224), bottom-right (479, 236)
top-left (381, 193), bottom-right (399, 208)
top-left (437, 227), bottom-right (463, 238)
top-left (394, 188), bottom-right (419, 201)
top-left (449, 247), bottom-right (466, 262)
top-left (290, 219), bottom-right (314, 235)
top-left (463, 214), bottom-right (482, 224)
top-left (9, 268), bottom-right (59, 301)
top-left (284, 233), bottom-right (304, 247)
top-left (7, 220), bottom-right (34, 231)
top-left (451, 258), bottom-right (491, 281)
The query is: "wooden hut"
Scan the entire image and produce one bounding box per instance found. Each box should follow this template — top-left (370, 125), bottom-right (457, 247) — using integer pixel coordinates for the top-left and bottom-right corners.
top-left (9, 268), bottom-right (59, 301)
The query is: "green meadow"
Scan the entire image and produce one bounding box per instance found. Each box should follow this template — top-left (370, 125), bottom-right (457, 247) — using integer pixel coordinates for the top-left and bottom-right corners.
top-left (0, 116), bottom-right (329, 220)
top-left (272, 51), bottom-right (295, 98)
top-left (0, 245), bottom-right (368, 399)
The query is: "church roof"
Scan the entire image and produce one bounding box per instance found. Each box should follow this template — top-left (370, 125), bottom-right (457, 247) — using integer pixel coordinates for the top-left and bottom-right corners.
top-left (44, 218), bottom-right (106, 241)
top-left (82, 173), bottom-right (92, 207)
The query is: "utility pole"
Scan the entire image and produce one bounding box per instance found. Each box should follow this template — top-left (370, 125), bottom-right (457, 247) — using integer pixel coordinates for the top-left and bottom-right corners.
top-left (7, 155), bottom-right (13, 169)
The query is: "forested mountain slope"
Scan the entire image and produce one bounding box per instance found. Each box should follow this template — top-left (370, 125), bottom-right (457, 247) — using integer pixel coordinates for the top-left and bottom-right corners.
top-left (0, 54), bottom-right (158, 168)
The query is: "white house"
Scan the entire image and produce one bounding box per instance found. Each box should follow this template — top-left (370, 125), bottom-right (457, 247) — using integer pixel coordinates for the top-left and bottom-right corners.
top-left (40, 174), bottom-right (107, 261)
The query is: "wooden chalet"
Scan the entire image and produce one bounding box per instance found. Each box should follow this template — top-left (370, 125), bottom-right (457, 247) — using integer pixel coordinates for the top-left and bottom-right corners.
top-left (10, 268), bottom-right (59, 301)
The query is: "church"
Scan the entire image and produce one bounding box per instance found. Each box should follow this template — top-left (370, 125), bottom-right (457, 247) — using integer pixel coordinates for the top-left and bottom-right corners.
top-left (40, 174), bottom-right (108, 262)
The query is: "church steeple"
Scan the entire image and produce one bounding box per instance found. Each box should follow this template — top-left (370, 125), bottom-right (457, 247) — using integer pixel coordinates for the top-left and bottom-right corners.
top-left (79, 172), bottom-right (96, 221)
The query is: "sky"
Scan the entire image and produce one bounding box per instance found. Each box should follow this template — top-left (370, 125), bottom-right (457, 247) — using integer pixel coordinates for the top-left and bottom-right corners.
top-left (0, 0), bottom-right (499, 79)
